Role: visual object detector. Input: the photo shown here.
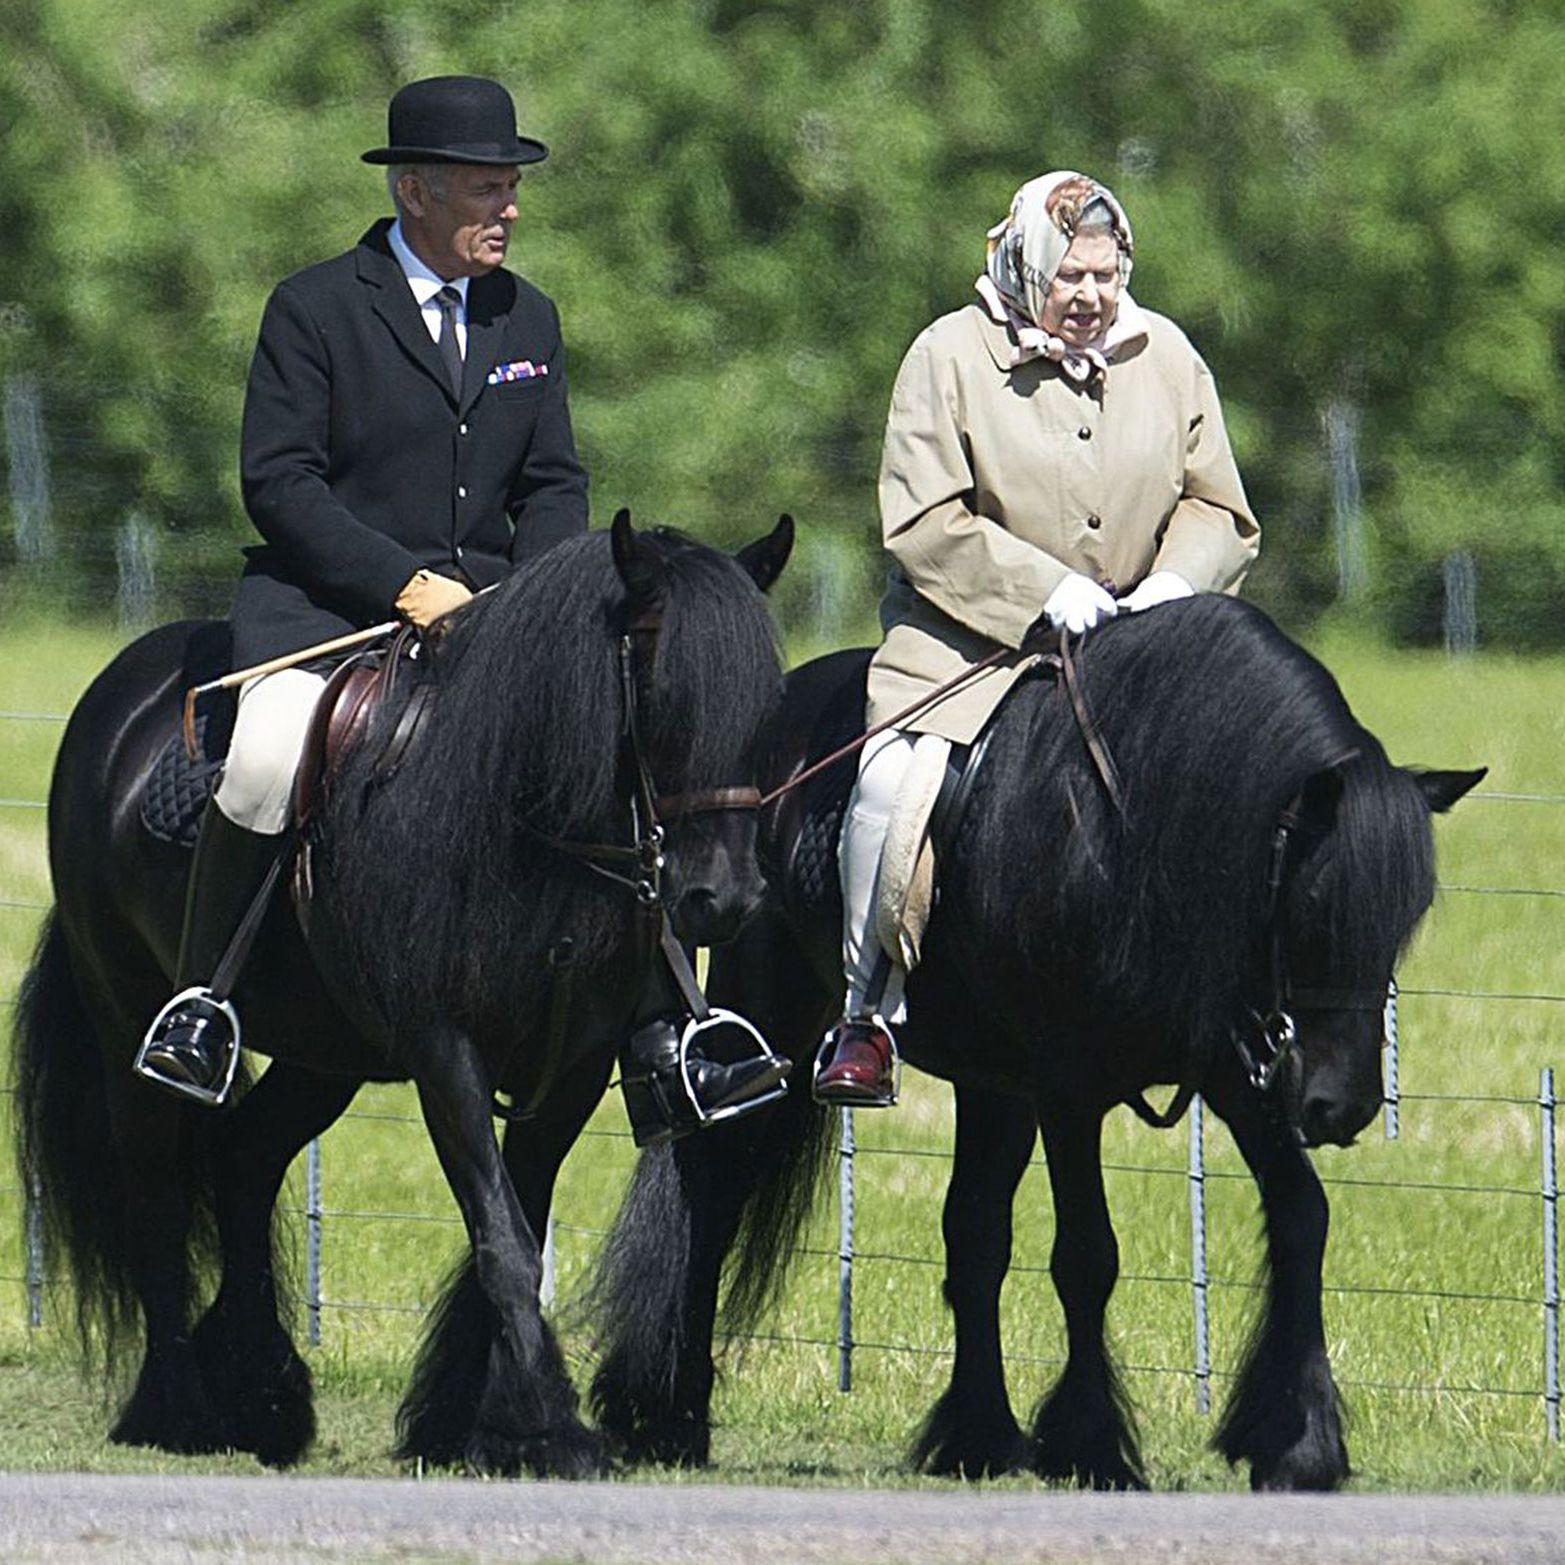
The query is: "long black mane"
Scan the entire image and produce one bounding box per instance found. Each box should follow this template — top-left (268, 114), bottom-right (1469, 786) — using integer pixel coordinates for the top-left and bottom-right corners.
top-left (322, 528), bottom-right (781, 1040)
top-left (960, 595), bottom-right (1434, 1057)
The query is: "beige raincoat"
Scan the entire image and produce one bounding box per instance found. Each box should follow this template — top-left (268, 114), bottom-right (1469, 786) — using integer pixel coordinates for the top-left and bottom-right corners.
top-left (868, 302), bottom-right (1259, 743)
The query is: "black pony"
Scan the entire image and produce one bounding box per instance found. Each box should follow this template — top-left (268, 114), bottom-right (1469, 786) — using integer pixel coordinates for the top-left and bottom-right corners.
top-left (13, 512), bottom-right (791, 1476)
top-left (585, 595), bottom-right (1482, 1490)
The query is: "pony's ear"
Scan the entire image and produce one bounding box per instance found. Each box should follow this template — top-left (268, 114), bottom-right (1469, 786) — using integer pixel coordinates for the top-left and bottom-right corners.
top-left (1415, 766), bottom-right (1487, 813)
top-left (735, 513), bottom-right (794, 593)
top-left (610, 506), bottom-right (665, 616)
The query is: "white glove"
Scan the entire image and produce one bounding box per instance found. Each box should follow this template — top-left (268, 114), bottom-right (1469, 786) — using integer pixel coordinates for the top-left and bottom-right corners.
top-left (1041, 571), bottom-right (1119, 635)
top-left (1119, 570), bottom-right (1195, 613)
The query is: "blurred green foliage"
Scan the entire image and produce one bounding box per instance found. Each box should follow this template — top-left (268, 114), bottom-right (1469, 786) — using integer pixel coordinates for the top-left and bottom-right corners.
top-left (1, 0), bottom-right (1562, 644)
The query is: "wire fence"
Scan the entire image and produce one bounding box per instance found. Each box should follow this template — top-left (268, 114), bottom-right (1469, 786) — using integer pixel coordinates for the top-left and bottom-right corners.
top-left (1, 713), bottom-right (1562, 1446)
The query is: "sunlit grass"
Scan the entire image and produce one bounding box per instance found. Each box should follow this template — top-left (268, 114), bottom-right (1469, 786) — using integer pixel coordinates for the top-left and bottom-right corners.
top-left (1, 610), bottom-right (1563, 1490)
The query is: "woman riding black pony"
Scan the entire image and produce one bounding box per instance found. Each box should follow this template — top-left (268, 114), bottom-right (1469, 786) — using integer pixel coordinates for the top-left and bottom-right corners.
top-left (585, 593), bottom-right (1481, 1490)
top-left (14, 511), bottom-right (791, 1476)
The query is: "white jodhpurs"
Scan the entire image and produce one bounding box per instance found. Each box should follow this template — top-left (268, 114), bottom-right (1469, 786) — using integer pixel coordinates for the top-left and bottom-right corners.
top-left (839, 728), bottom-right (917, 1024)
top-left (211, 668), bottom-right (328, 835)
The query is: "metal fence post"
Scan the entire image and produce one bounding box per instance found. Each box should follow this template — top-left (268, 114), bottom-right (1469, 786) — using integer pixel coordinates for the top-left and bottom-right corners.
top-left (540, 1214), bottom-right (557, 1310)
top-left (1542, 1067), bottom-right (1559, 1442)
top-left (1383, 978), bottom-right (1400, 1141)
top-left (305, 1136), bottom-right (323, 1349)
top-left (1188, 1095), bottom-right (1211, 1415)
top-left (25, 1172), bottom-right (43, 1329)
top-left (838, 1106), bottom-right (855, 1393)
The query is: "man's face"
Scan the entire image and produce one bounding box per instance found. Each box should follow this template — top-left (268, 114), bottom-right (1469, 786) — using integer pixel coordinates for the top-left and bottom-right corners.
top-left (400, 163), bottom-right (521, 278)
top-left (1039, 229), bottom-right (1123, 348)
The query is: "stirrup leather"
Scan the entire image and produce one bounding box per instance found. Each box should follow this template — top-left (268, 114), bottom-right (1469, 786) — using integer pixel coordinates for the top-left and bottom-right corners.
top-left (134, 986), bottom-right (242, 1107)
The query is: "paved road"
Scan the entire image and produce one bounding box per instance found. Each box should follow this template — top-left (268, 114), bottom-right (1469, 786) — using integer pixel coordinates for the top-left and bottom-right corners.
top-left (1, 1474), bottom-right (1563, 1563)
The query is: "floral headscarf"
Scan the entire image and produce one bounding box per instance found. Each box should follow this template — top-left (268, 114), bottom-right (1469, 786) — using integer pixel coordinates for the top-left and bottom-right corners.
top-left (976, 170), bottom-right (1146, 381)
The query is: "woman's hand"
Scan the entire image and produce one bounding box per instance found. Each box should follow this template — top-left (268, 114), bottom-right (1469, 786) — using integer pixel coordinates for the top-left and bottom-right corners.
top-left (395, 568), bottom-right (473, 627)
top-left (1120, 570), bottom-right (1195, 612)
top-left (1037, 571), bottom-right (1119, 637)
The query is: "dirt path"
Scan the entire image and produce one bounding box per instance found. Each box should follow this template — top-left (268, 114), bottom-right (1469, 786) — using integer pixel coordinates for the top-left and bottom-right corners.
top-left (2, 1473), bottom-right (1563, 1563)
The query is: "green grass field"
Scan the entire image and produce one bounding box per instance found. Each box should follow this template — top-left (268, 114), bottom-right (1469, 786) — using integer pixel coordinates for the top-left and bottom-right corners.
top-left (2, 609), bottom-right (1563, 1491)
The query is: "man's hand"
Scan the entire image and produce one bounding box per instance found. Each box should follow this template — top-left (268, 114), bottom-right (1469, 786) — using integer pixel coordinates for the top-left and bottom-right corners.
top-left (1119, 570), bottom-right (1195, 613)
top-left (396, 568), bottom-right (473, 627)
top-left (1030, 571), bottom-right (1119, 640)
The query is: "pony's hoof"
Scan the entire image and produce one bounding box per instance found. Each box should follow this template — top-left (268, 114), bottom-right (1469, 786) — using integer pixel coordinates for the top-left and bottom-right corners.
top-left (1250, 1441), bottom-right (1350, 1492)
top-left (191, 1311), bottom-right (315, 1468)
top-left (111, 1356), bottom-right (229, 1456)
top-left (467, 1422), bottom-right (613, 1480)
top-left (1035, 1455), bottom-right (1149, 1491)
top-left (913, 1424), bottom-right (1032, 1480)
top-left (614, 1417), bottom-right (711, 1470)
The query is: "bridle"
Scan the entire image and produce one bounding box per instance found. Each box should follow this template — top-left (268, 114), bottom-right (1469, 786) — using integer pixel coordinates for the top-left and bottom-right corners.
top-left (1231, 776), bottom-right (1393, 1103)
top-left (527, 616), bottom-right (761, 904)
top-left (1131, 767), bottom-right (1392, 1130)
top-left (500, 611), bottom-right (771, 1120)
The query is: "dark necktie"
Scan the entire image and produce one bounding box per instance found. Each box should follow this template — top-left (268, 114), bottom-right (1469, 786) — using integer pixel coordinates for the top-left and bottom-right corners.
top-left (435, 285), bottom-right (463, 395)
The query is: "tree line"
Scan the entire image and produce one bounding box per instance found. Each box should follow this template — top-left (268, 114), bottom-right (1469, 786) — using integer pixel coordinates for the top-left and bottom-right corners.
top-left (2, 0), bottom-right (1562, 645)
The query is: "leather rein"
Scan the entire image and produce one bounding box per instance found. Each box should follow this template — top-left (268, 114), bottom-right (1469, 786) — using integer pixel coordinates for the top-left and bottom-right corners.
top-left (756, 626), bottom-right (1123, 813)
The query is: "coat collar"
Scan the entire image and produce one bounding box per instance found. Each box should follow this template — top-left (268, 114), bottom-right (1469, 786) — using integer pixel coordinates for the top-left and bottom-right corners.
top-left (356, 219), bottom-right (514, 413)
top-left (970, 296), bottom-right (1152, 378)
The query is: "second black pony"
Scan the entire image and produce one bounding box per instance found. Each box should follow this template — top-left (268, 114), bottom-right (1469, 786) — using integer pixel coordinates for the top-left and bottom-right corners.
top-left (14, 511), bottom-right (790, 1476)
top-left (585, 594), bottom-right (1481, 1490)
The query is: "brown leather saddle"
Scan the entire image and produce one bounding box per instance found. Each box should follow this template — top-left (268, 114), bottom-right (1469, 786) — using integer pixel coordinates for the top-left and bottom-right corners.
top-left (141, 627), bottom-right (435, 858)
top-left (289, 628), bottom-right (436, 901)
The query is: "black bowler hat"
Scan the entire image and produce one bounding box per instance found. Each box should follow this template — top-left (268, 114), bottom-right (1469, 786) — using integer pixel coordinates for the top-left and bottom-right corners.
top-left (361, 75), bottom-right (548, 166)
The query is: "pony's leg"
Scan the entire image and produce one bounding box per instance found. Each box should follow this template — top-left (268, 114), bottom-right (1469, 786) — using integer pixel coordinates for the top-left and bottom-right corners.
top-left (192, 1062), bottom-right (360, 1466)
top-left (911, 1084), bottom-right (1037, 1478)
top-left (101, 1065), bottom-right (228, 1453)
top-left (409, 1027), bottom-right (607, 1478)
top-left (590, 905), bottom-right (836, 1468)
top-left (1206, 1078), bottom-right (1349, 1491)
top-left (396, 1050), bottom-right (611, 1469)
top-left (1030, 1099), bottom-right (1146, 1489)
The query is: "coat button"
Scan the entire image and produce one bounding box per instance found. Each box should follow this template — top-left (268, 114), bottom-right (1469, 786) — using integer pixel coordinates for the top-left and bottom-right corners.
top-left (1077, 426), bottom-right (1092, 440)
top-left (1085, 513), bottom-right (1102, 529)
top-left (459, 423), bottom-right (469, 436)
top-left (457, 485), bottom-right (467, 499)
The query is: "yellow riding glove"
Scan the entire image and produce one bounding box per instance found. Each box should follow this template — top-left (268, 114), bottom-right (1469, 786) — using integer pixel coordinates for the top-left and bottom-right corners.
top-left (395, 569), bottom-right (473, 628)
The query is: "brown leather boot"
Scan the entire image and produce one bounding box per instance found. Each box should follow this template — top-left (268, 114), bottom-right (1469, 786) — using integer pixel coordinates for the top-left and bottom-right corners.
top-left (813, 1017), bottom-right (898, 1107)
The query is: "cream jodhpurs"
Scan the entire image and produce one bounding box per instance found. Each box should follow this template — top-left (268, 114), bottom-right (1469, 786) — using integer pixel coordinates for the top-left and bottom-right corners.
top-left (838, 728), bottom-right (916, 1023)
top-left (211, 668), bottom-right (328, 835)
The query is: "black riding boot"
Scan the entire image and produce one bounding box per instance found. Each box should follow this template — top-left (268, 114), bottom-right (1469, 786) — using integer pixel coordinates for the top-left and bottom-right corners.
top-left (619, 1016), bottom-right (790, 1148)
top-left (138, 803), bottom-right (287, 1106)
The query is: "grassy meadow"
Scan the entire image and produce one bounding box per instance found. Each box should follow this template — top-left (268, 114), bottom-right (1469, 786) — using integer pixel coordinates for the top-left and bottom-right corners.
top-left (1, 608), bottom-right (1563, 1491)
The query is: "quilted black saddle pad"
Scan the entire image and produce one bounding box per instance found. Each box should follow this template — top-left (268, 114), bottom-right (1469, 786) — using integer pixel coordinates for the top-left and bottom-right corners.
top-left (140, 623), bottom-right (237, 848)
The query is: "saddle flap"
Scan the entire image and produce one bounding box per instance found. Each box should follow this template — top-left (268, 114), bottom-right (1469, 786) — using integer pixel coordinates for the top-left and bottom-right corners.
top-left (291, 652), bottom-right (384, 829)
top-left (873, 733), bottom-right (952, 971)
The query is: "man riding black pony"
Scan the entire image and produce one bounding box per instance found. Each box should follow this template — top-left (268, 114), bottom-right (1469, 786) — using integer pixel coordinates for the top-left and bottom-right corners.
top-left (139, 74), bottom-right (782, 1139)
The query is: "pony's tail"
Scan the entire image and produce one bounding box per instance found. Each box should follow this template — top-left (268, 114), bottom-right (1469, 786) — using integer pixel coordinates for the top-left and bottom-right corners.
top-left (720, 1082), bottom-right (835, 1334)
top-left (12, 912), bottom-right (137, 1359)
top-left (583, 1083), bottom-right (834, 1464)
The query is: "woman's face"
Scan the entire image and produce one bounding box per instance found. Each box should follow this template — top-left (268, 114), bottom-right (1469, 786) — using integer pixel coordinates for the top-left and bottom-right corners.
top-left (1039, 229), bottom-right (1122, 347)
